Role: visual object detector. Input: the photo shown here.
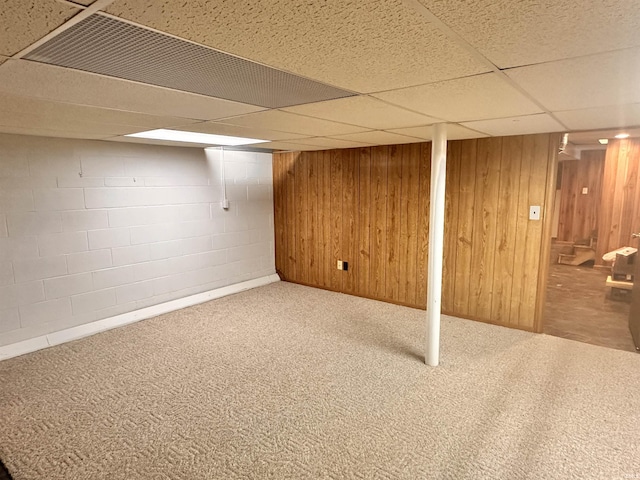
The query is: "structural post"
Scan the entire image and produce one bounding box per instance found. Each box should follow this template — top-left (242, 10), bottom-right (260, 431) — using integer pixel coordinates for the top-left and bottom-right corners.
top-left (426, 123), bottom-right (447, 366)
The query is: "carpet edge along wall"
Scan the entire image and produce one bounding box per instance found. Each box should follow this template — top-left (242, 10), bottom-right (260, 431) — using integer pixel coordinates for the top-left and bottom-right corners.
top-left (272, 134), bottom-right (559, 332)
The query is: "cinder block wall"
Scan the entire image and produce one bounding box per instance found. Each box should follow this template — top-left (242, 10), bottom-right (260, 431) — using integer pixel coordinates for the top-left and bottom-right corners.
top-left (0, 134), bottom-right (275, 346)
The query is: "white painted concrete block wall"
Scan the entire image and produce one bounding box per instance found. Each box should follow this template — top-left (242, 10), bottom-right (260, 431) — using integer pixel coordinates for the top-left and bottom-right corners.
top-left (0, 134), bottom-right (275, 346)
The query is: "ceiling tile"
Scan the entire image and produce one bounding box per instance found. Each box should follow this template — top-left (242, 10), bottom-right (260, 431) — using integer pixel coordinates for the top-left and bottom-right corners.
top-left (105, 0), bottom-right (489, 93)
top-left (179, 122), bottom-right (308, 142)
top-left (0, 125), bottom-right (110, 140)
top-left (219, 110), bottom-right (369, 137)
top-left (388, 124), bottom-right (488, 141)
top-left (460, 114), bottom-right (564, 137)
top-left (507, 48), bottom-right (640, 112)
top-left (282, 96), bottom-right (440, 129)
top-left (107, 136), bottom-right (213, 149)
top-left (374, 73), bottom-right (542, 122)
top-left (0, 56), bottom-right (8, 66)
top-left (419, 0), bottom-right (640, 68)
top-left (0, 0), bottom-right (79, 56)
top-left (331, 131), bottom-right (423, 145)
top-left (0, 93), bottom-right (200, 132)
top-left (255, 141), bottom-right (328, 152)
top-left (0, 60), bottom-right (265, 121)
top-left (554, 104), bottom-right (640, 131)
top-left (288, 137), bottom-right (371, 149)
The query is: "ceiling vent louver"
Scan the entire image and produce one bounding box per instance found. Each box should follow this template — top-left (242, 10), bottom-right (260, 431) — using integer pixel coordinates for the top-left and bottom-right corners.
top-left (24, 14), bottom-right (356, 109)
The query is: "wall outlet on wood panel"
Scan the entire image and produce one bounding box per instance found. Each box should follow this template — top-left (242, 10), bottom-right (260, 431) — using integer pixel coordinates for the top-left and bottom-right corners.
top-left (337, 260), bottom-right (343, 270)
top-left (529, 206), bottom-right (541, 221)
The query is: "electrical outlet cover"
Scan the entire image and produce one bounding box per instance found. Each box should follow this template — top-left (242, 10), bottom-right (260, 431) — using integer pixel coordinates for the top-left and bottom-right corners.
top-left (529, 206), bottom-right (540, 220)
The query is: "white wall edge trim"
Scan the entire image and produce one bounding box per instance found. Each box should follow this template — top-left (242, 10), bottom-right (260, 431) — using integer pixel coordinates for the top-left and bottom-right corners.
top-left (0, 274), bottom-right (280, 362)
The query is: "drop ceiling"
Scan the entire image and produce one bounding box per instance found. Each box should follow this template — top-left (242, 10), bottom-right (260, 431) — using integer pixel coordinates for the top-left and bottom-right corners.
top-left (0, 0), bottom-right (639, 151)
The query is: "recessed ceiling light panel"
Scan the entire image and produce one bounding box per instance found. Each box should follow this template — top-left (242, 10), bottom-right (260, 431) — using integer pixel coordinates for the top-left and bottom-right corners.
top-left (598, 138), bottom-right (609, 144)
top-left (125, 129), bottom-right (267, 146)
top-left (615, 133), bottom-right (630, 139)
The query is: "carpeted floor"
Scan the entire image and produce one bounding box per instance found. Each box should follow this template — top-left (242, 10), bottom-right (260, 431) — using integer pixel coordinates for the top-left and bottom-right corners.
top-left (1, 282), bottom-right (639, 479)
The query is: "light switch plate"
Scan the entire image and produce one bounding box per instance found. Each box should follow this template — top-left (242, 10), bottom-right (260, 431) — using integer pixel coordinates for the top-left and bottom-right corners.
top-left (582, 187), bottom-right (588, 195)
top-left (529, 206), bottom-right (540, 220)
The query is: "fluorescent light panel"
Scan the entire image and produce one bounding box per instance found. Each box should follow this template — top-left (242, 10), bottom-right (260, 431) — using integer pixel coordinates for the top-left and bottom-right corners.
top-left (598, 138), bottom-right (609, 144)
top-left (125, 129), bottom-right (267, 146)
top-left (615, 133), bottom-right (630, 139)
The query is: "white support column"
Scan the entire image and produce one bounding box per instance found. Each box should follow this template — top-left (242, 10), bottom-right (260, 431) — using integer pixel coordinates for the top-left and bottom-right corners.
top-left (426, 123), bottom-right (447, 366)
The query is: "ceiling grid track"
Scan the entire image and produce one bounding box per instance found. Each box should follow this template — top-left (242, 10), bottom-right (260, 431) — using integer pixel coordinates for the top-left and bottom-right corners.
top-left (401, 0), bottom-right (570, 131)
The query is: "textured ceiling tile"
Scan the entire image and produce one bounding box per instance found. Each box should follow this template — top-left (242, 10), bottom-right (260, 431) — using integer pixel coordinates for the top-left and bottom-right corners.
top-left (288, 137), bottom-right (371, 149)
top-left (0, 113), bottom-right (146, 136)
top-left (107, 136), bottom-right (214, 149)
top-left (0, 125), bottom-right (110, 140)
top-left (0, 0), bottom-right (79, 56)
top-left (255, 141), bottom-right (328, 152)
top-left (105, 0), bottom-right (489, 93)
top-left (554, 104), bottom-right (640, 131)
top-left (0, 93), bottom-right (200, 132)
top-left (331, 131), bottom-right (423, 145)
top-left (181, 122), bottom-right (308, 142)
top-left (388, 124), bottom-right (488, 141)
top-left (219, 111), bottom-right (369, 137)
top-left (420, 0), bottom-right (640, 68)
top-left (0, 56), bottom-right (8, 66)
top-left (374, 73), bottom-right (542, 122)
top-left (507, 48), bottom-right (640, 112)
top-left (282, 96), bottom-right (440, 130)
top-left (460, 114), bottom-right (564, 137)
top-left (0, 60), bottom-right (265, 121)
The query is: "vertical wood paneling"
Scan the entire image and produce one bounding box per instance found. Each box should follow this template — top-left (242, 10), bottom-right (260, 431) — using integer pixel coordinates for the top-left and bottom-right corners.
top-left (321, 151), bottom-right (332, 288)
top-left (534, 134), bottom-right (560, 332)
top-left (520, 134), bottom-right (550, 330)
top-left (491, 135), bottom-right (522, 325)
top-left (416, 142), bottom-right (431, 309)
top-left (272, 133), bottom-right (557, 332)
top-left (452, 140), bottom-right (477, 315)
top-left (400, 143), bottom-right (420, 306)
top-left (284, 152), bottom-right (297, 280)
top-left (342, 149), bottom-right (358, 294)
top-left (469, 137), bottom-right (502, 320)
top-left (556, 150), bottom-right (605, 243)
top-left (307, 152), bottom-right (319, 285)
top-left (596, 139), bottom-right (640, 262)
top-left (330, 150), bottom-right (343, 290)
top-left (385, 145), bottom-right (402, 301)
top-left (370, 146), bottom-right (388, 299)
top-left (358, 148), bottom-right (372, 297)
top-left (295, 153), bottom-right (309, 284)
top-left (442, 141), bottom-right (461, 313)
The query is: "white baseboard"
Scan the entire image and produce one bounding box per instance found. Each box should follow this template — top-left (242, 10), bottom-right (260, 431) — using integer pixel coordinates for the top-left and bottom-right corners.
top-left (0, 274), bottom-right (280, 362)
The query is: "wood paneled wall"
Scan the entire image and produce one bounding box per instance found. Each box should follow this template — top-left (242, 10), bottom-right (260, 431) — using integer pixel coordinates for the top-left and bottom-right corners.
top-left (273, 134), bottom-right (558, 331)
top-left (596, 139), bottom-right (640, 263)
top-left (556, 150), bottom-right (605, 243)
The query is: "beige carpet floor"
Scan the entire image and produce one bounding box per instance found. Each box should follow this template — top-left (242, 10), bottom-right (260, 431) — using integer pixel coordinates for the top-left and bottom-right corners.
top-left (1, 281), bottom-right (640, 480)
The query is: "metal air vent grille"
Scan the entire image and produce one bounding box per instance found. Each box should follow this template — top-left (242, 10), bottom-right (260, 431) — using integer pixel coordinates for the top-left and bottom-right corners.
top-left (24, 14), bottom-right (355, 109)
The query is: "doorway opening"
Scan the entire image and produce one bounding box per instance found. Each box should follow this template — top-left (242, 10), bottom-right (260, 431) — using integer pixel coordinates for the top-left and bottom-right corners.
top-left (543, 128), bottom-right (640, 352)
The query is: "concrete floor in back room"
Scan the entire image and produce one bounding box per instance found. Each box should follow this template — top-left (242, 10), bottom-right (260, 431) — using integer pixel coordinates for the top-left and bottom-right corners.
top-left (543, 242), bottom-right (637, 353)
